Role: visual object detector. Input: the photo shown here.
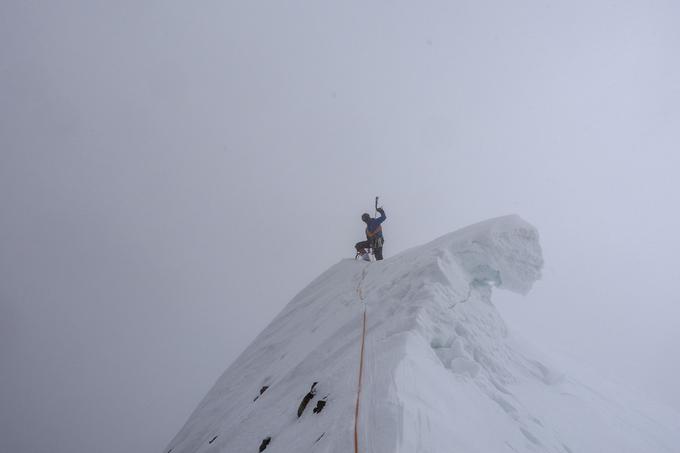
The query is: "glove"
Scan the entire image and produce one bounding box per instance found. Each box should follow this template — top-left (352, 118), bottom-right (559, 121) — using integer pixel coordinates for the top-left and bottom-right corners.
top-left (377, 207), bottom-right (384, 213)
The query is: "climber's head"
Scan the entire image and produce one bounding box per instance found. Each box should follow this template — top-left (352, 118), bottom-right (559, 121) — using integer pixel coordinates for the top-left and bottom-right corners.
top-left (361, 213), bottom-right (371, 223)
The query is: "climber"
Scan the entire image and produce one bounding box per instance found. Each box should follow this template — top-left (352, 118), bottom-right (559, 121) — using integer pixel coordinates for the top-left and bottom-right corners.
top-left (355, 206), bottom-right (387, 261)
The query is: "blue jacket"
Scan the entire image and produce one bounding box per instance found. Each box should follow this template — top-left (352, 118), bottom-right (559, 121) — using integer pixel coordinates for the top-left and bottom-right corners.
top-left (365, 209), bottom-right (386, 240)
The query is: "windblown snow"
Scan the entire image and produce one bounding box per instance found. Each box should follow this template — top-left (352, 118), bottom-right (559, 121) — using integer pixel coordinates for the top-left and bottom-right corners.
top-left (166, 215), bottom-right (680, 453)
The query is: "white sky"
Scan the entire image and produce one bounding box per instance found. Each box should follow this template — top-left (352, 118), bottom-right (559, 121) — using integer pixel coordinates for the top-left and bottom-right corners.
top-left (2, 1), bottom-right (679, 453)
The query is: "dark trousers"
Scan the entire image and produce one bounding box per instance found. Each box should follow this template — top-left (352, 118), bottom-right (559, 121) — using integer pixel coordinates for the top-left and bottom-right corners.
top-left (355, 240), bottom-right (384, 261)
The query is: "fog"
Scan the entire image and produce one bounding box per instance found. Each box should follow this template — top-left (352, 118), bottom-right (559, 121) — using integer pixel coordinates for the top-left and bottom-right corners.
top-left (1, 1), bottom-right (679, 452)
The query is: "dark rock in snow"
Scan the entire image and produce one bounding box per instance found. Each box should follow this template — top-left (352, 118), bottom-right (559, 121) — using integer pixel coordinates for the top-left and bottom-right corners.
top-left (296, 382), bottom-right (317, 417)
top-left (259, 436), bottom-right (271, 452)
top-left (313, 399), bottom-right (326, 414)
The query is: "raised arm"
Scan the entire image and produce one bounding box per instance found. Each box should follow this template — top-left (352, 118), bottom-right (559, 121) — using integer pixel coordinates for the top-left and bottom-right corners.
top-left (376, 207), bottom-right (386, 224)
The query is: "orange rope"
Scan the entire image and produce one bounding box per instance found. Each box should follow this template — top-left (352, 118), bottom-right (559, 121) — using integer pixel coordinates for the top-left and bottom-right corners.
top-left (354, 268), bottom-right (369, 453)
top-left (354, 307), bottom-right (367, 453)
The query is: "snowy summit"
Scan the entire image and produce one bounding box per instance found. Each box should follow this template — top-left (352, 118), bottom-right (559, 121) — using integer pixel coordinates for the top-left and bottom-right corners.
top-left (166, 215), bottom-right (680, 453)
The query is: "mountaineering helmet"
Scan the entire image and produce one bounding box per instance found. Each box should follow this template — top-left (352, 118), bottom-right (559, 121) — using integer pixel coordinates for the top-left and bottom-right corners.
top-left (361, 213), bottom-right (371, 222)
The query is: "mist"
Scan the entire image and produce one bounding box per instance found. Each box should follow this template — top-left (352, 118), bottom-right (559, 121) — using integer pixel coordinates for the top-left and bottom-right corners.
top-left (2, 1), bottom-right (679, 452)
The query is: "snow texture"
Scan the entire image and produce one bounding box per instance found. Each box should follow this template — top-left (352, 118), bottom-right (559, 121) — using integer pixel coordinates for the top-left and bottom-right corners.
top-left (165, 215), bottom-right (680, 453)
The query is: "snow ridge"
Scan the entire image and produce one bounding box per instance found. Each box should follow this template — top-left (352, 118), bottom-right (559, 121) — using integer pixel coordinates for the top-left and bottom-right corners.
top-left (165, 215), bottom-right (680, 453)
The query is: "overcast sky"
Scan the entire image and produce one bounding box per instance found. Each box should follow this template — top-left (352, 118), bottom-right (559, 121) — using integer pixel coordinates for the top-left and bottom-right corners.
top-left (2, 1), bottom-right (680, 453)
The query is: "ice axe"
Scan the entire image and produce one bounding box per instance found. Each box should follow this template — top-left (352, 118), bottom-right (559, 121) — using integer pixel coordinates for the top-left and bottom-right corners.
top-left (374, 196), bottom-right (379, 217)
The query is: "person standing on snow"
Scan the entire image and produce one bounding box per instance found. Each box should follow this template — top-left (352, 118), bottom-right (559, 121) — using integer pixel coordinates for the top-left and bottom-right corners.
top-left (355, 206), bottom-right (387, 261)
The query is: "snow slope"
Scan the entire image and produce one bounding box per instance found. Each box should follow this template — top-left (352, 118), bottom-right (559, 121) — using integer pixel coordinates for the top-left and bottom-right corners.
top-left (165, 215), bottom-right (680, 453)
